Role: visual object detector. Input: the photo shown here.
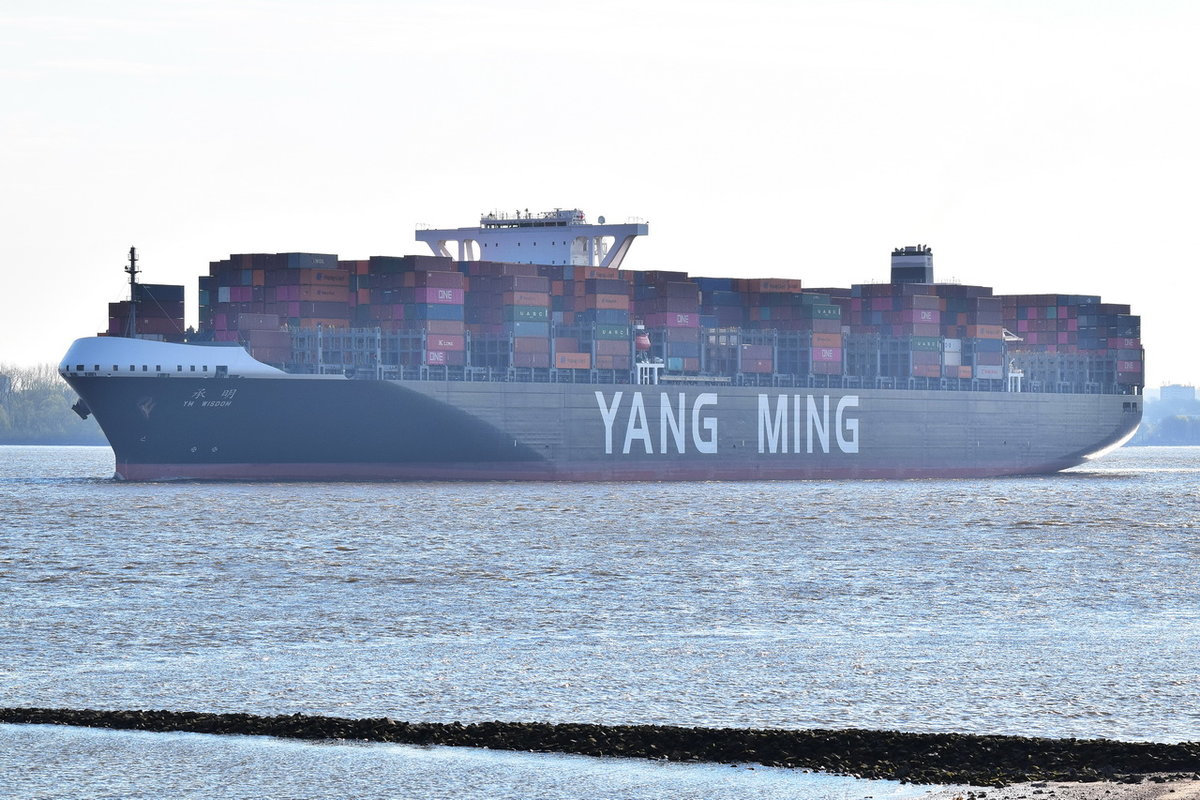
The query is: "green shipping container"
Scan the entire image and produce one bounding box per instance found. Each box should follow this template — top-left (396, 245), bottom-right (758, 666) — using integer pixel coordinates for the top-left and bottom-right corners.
top-left (503, 305), bottom-right (550, 322)
top-left (594, 324), bottom-right (631, 340)
top-left (811, 304), bottom-right (841, 319)
top-left (910, 336), bottom-right (942, 352)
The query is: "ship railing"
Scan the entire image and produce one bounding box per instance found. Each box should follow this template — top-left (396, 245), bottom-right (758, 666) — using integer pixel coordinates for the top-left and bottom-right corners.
top-left (343, 362), bottom-right (1135, 395)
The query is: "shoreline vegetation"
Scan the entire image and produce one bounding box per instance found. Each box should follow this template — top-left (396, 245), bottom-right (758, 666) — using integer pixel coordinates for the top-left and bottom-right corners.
top-left (3, 708), bottom-right (1200, 788)
top-left (0, 364), bottom-right (106, 446)
top-left (1, 362), bottom-right (1195, 446)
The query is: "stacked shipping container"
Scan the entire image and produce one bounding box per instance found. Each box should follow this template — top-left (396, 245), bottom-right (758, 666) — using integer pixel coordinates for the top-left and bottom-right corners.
top-left (180, 251), bottom-right (1143, 393)
top-left (107, 284), bottom-right (186, 341)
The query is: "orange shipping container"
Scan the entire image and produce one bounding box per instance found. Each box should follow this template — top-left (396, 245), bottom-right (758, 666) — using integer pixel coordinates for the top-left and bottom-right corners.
top-left (502, 291), bottom-right (550, 307)
top-left (581, 266), bottom-right (619, 279)
top-left (252, 269), bottom-right (266, 286)
top-left (298, 318), bottom-right (349, 329)
top-left (555, 352), bottom-right (592, 369)
top-left (968, 324), bottom-right (1004, 339)
top-left (585, 293), bottom-right (630, 310)
top-left (812, 332), bottom-right (843, 349)
top-left (958, 366), bottom-right (973, 379)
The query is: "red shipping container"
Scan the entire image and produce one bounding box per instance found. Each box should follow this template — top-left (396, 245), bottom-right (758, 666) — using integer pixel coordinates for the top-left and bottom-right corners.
top-left (593, 354), bottom-right (633, 370)
top-left (902, 309), bottom-right (940, 324)
top-left (511, 352), bottom-right (550, 368)
top-left (740, 278), bottom-right (802, 293)
top-left (912, 364), bottom-right (941, 378)
top-left (594, 339), bottom-right (629, 356)
top-left (586, 293), bottom-right (630, 310)
top-left (906, 295), bottom-right (940, 310)
top-left (512, 336), bottom-right (550, 354)
top-left (237, 313), bottom-right (280, 331)
top-left (742, 358), bottom-right (773, 373)
top-left (502, 275), bottom-right (550, 292)
top-left (424, 350), bottom-right (466, 366)
top-left (812, 347), bottom-right (842, 362)
top-left (299, 285), bottom-right (350, 303)
top-left (740, 344), bottom-right (772, 360)
top-left (247, 329), bottom-right (290, 348)
top-left (410, 271), bottom-right (466, 289)
top-left (424, 320), bottom-right (465, 334)
top-left (644, 312), bottom-right (698, 328)
top-left (428, 334), bottom-right (465, 351)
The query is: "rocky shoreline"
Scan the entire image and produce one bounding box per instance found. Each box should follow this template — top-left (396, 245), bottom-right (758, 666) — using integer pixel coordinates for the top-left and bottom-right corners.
top-left (4, 707), bottom-right (1200, 789)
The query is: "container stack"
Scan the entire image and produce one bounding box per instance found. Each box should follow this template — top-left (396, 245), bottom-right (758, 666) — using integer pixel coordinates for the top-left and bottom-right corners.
top-left (1001, 295), bottom-right (1142, 390)
top-left (180, 245), bottom-right (1143, 393)
top-left (201, 252), bottom-right (347, 342)
top-left (107, 284), bottom-right (186, 341)
top-left (239, 313), bottom-right (289, 364)
top-left (463, 261), bottom-right (545, 370)
top-left (355, 255), bottom-right (453, 333)
top-left (635, 271), bottom-right (701, 372)
top-left (697, 277), bottom-right (745, 329)
top-left (405, 269), bottom-right (466, 367)
top-left (265, 258), bottom-right (352, 330)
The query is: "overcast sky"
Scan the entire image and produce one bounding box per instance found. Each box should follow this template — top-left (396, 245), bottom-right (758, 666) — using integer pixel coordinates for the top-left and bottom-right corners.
top-left (3, 0), bottom-right (1198, 388)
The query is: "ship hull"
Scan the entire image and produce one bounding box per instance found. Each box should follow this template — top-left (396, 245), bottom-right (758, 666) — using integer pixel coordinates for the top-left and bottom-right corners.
top-left (63, 371), bottom-right (1142, 482)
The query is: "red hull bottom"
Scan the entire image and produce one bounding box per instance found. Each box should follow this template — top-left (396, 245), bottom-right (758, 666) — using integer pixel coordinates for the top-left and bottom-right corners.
top-left (115, 459), bottom-right (1077, 482)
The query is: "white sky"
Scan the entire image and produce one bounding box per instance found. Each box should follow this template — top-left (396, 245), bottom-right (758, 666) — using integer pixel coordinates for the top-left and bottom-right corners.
top-left (3, 0), bottom-right (1198, 388)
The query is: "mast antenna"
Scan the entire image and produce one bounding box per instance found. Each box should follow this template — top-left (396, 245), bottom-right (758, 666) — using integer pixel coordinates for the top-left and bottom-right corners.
top-left (125, 246), bottom-right (140, 337)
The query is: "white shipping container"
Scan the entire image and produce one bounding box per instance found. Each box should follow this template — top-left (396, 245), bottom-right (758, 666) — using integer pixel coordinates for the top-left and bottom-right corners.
top-left (976, 365), bottom-right (1003, 380)
top-left (943, 338), bottom-right (962, 353)
top-left (942, 351), bottom-right (962, 366)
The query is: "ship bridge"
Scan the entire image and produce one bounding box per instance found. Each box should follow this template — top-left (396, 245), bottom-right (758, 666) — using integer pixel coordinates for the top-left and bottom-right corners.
top-left (415, 208), bottom-right (648, 268)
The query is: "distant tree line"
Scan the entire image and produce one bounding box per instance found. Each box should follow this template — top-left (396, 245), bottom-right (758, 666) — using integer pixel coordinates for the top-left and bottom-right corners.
top-left (0, 364), bottom-right (108, 445)
top-left (1129, 392), bottom-right (1200, 446)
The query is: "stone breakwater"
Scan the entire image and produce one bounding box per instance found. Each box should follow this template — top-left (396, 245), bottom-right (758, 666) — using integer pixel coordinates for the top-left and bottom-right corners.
top-left (3, 707), bottom-right (1200, 787)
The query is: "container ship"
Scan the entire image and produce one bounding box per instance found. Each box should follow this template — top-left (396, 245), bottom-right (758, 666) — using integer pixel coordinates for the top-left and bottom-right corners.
top-left (60, 210), bottom-right (1143, 481)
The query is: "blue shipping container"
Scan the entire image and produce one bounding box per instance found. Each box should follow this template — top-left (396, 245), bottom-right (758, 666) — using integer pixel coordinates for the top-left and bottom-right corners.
top-left (507, 321), bottom-right (551, 338)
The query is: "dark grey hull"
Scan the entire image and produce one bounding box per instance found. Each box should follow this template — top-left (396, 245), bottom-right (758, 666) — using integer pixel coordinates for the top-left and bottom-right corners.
top-left (64, 370), bottom-right (1142, 481)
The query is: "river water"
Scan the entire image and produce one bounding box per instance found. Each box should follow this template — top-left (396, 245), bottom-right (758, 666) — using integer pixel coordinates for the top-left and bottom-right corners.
top-left (1, 445), bottom-right (1197, 798)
